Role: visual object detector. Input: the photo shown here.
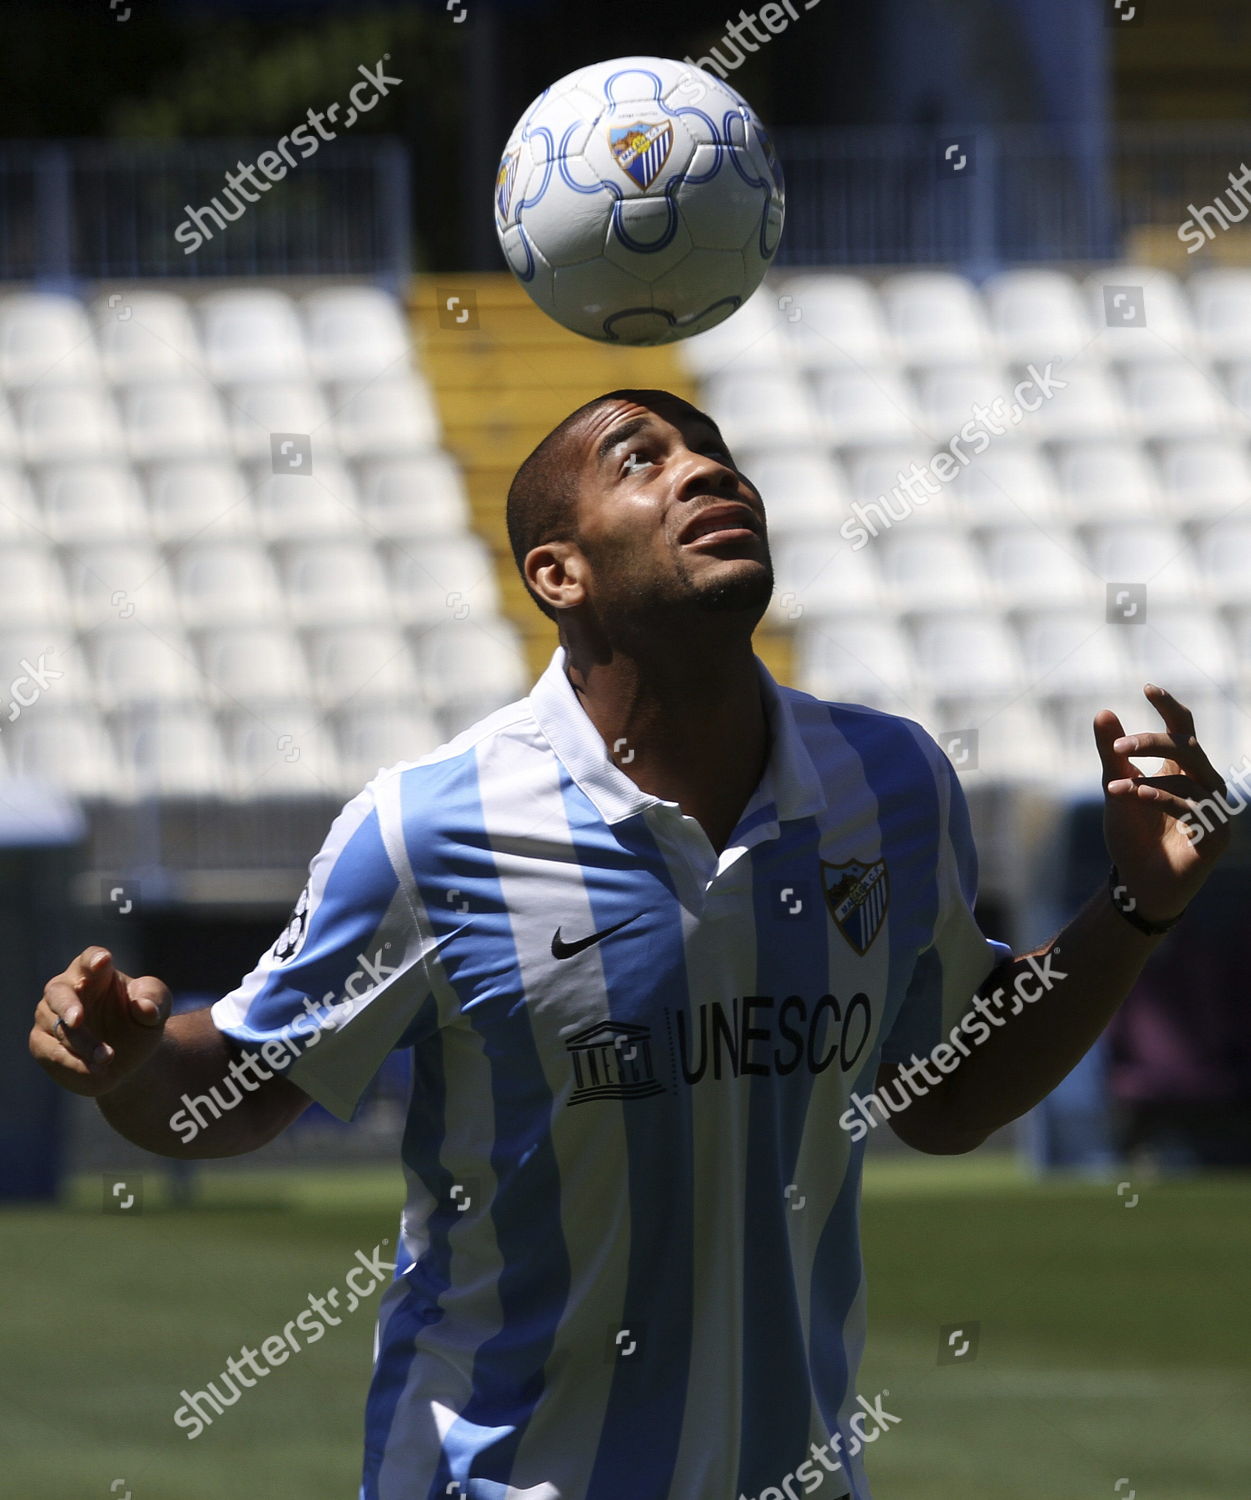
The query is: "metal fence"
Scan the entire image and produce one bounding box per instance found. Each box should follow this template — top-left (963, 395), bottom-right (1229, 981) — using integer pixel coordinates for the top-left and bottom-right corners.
top-left (0, 138), bottom-right (412, 287)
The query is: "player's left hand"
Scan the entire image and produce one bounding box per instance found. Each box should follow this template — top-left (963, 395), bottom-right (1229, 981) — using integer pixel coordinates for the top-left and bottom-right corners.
top-left (1094, 683), bottom-right (1232, 924)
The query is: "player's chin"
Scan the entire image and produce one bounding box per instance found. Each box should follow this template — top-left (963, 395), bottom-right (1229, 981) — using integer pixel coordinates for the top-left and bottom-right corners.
top-left (689, 556), bottom-right (773, 613)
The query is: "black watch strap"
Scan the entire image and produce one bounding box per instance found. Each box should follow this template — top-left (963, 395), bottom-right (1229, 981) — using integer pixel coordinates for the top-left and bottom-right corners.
top-left (1108, 863), bottom-right (1187, 935)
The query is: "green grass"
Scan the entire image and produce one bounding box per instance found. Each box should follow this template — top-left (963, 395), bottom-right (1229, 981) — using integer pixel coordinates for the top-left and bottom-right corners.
top-left (2, 1155), bottom-right (1249, 1498)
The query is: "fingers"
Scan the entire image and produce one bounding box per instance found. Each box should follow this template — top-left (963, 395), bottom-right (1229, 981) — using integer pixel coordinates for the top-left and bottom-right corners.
top-left (1097, 687), bottom-right (1226, 798)
top-left (127, 976), bottom-right (171, 1029)
top-left (63, 947), bottom-right (114, 1027)
top-left (33, 987), bottom-right (110, 1075)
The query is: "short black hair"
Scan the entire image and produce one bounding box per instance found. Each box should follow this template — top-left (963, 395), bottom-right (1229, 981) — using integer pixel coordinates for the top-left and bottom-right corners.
top-left (505, 388), bottom-right (707, 622)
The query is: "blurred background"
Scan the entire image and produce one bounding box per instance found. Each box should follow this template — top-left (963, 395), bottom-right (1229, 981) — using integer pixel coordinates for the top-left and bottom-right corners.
top-left (2, 2), bottom-right (1249, 1497)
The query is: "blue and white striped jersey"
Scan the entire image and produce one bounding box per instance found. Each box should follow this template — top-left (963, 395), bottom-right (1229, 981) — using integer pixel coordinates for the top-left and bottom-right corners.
top-left (212, 645), bottom-right (1012, 1500)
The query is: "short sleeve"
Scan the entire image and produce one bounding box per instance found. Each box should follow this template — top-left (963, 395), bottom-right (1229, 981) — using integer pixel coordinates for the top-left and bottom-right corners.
top-left (880, 737), bottom-right (1014, 1064)
top-left (210, 774), bottom-right (438, 1121)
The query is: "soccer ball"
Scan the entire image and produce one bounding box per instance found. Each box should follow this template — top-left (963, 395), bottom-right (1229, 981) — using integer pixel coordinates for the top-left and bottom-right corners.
top-left (493, 55), bottom-right (785, 345)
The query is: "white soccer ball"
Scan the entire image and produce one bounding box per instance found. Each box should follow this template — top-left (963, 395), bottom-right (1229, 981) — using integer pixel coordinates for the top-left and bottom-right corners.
top-left (493, 55), bottom-right (785, 345)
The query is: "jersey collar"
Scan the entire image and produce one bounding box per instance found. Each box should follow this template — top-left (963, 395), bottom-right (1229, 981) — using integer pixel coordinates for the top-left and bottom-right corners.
top-left (527, 645), bottom-right (827, 828)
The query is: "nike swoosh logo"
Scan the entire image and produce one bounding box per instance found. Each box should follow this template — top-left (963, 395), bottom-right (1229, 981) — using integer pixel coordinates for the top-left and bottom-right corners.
top-left (551, 913), bottom-right (641, 960)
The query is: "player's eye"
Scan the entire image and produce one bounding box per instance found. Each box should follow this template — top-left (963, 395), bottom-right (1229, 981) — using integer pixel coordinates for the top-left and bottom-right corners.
top-left (621, 451), bottom-right (656, 476)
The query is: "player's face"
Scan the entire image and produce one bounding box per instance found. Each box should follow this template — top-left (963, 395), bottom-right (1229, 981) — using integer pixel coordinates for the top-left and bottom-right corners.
top-left (567, 397), bottom-right (772, 630)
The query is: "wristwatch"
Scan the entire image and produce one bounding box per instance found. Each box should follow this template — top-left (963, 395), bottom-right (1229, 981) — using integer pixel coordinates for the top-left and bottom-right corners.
top-left (1107, 863), bottom-right (1188, 935)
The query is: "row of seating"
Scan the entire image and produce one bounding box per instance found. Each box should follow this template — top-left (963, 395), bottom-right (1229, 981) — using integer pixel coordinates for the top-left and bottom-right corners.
top-left (682, 267), bottom-right (1251, 373)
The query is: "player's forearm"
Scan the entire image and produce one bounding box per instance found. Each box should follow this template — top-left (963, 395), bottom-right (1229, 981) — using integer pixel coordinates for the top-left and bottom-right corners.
top-left (96, 1007), bottom-right (308, 1159)
top-left (900, 883), bottom-right (1164, 1150)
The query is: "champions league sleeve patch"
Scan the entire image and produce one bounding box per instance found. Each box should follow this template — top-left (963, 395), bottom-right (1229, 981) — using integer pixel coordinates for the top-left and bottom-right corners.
top-left (271, 881), bottom-right (312, 964)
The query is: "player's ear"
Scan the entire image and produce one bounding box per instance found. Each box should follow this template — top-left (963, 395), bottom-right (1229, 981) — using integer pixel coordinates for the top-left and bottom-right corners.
top-left (526, 539), bottom-right (588, 613)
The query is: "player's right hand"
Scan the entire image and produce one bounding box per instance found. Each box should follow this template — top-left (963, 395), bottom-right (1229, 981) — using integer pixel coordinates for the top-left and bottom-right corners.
top-left (30, 947), bottom-right (172, 1097)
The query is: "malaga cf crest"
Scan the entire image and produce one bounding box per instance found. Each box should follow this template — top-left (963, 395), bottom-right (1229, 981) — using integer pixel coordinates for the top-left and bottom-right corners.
top-left (609, 121), bottom-right (673, 190)
top-left (821, 857), bottom-right (889, 955)
top-left (495, 148), bottom-right (520, 226)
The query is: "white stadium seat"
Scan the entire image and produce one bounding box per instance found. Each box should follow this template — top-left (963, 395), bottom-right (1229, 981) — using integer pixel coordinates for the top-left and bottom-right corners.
top-left (1187, 269), bottom-right (1251, 361)
top-left (909, 611), bottom-right (1023, 696)
top-left (738, 449), bottom-right (852, 534)
top-left (303, 624), bottom-right (421, 708)
top-left (86, 622), bottom-right (206, 711)
top-left (413, 620), bottom-right (527, 710)
top-left (793, 615), bottom-right (923, 714)
top-left (775, 274), bottom-right (895, 372)
top-left (949, 444), bottom-right (1060, 530)
top-left (0, 543), bottom-right (71, 628)
top-left (248, 461), bottom-right (362, 540)
top-left (332, 704), bottom-right (443, 787)
top-left (0, 392), bottom-right (21, 464)
top-left (1012, 360), bottom-right (1127, 441)
top-left (275, 538), bottom-right (393, 626)
top-left (1051, 440), bottom-right (1164, 522)
top-left (330, 375), bottom-right (440, 457)
top-left (844, 446), bottom-right (956, 531)
top-left (4, 704), bottom-right (124, 798)
top-left (93, 291), bottom-right (204, 385)
top-left (1014, 607), bottom-right (1132, 693)
top-left (301, 286), bottom-right (413, 384)
top-left (61, 540), bottom-right (179, 630)
top-left (110, 703), bottom-right (230, 797)
top-left (1122, 361), bottom-right (1237, 439)
top-left (878, 271), bottom-right (991, 367)
top-left (912, 363), bottom-right (1016, 444)
top-left (768, 535), bottom-right (884, 621)
top-left (702, 369), bottom-right (823, 449)
top-left (811, 368), bottom-right (922, 447)
top-left (217, 701), bottom-right (342, 798)
top-left (1117, 605), bottom-right (1236, 694)
top-left (876, 529), bottom-right (990, 611)
top-left (1082, 520), bottom-right (1198, 603)
top-left (121, 380), bottom-right (230, 462)
top-left (19, 386), bottom-right (125, 464)
top-left (982, 268), bottom-right (1095, 365)
top-left (1193, 518), bottom-right (1251, 603)
top-left (1155, 438), bottom-right (1251, 523)
top-left (679, 285), bottom-right (793, 377)
top-left (172, 540), bottom-right (286, 628)
top-left (0, 293), bottom-right (101, 388)
top-left (355, 455), bottom-right (471, 539)
top-left (194, 624), bottom-right (314, 707)
top-left (385, 536), bottom-right (500, 626)
top-left (0, 466), bottom-right (45, 541)
top-left (198, 289), bottom-right (308, 384)
top-left (35, 461), bottom-right (150, 542)
top-left (923, 699), bottom-right (1062, 782)
top-left (1083, 268), bottom-right (1196, 362)
top-left (144, 459), bottom-right (255, 542)
top-left (981, 524), bottom-right (1097, 608)
top-left (224, 380), bottom-right (333, 462)
top-left (0, 630), bottom-right (86, 704)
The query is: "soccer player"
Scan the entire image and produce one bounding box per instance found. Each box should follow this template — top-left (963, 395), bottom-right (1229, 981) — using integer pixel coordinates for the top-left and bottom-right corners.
top-left (31, 389), bottom-right (1232, 1499)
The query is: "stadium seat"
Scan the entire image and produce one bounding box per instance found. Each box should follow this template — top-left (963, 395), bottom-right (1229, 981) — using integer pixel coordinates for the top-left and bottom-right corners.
top-left (194, 624), bottom-right (314, 707)
top-left (111, 703), bottom-right (230, 797)
top-left (982, 268), bottom-right (1095, 365)
top-left (61, 540), bottom-right (179, 631)
top-left (19, 386), bottom-right (125, 464)
top-left (948, 444), bottom-right (1061, 530)
top-left (144, 459), bottom-right (255, 542)
top-left (736, 448), bottom-right (852, 534)
top-left (0, 543), bottom-right (71, 628)
top-left (355, 455), bottom-right (472, 539)
top-left (35, 461), bottom-right (150, 542)
top-left (679, 285), bottom-right (794, 376)
top-left (844, 445), bottom-right (956, 531)
top-left (217, 701), bottom-right (342, 798)
top-left (909, 611), bottom-right (1023, 696)
top-left (1083, 268), bottom-right (1197, 362)
top-left (702, 369), bottom-right (823, 448)
top-left (198, 288), bottom-right (309, 384)
top-left (92, 290), bottom-right (204, 385)
top-left (121, 380), bottom-right (231, 462)
top-left (1193, 518), bottom-right (1251, 603)
top-left (1187, 269), bottom-right (1251, 361)
top-left (0, 466), bottom-right (45, 541)
top-left (0, 293), bottom-right (101, 388)
top-left (1122, 361), bottom-right (1237, 439)
top-left (385, 536), bottom-right (501, 625)
top-left (912, 363), bottom-right (1016, 444)
top-left (811, 368), bottom-right (922, 447)
top-left (1012, 360), bottom-right (1127, 441)
top-left (1013, 607), bottom-right (1132, 694)
top-left (922, 699), bottom-right (1062, 782)
top-left (1117, 605), bottom-right (1236, 694)
top-left (1227, 607), bottom-right (1251, 691)
top-left (275, 538), bottom-right (394, 626)
top-left (224, 380), bottom-right (333, 462)
top-left (981, 524), bottom-right (1098, 608)
top-left (1154, 438), bottom-right (1251, 523)
top-left (0, 393), bottom-right (21, 464)
top-left (876, 529), bottom-right (990, 611)
top-left (331, 703), bottom-right (444, 788)
top-left (1051, 440), bottom-right (1165, 522)
top-left (0, 629), bottom-right (86, 704)
top-left (793, 615), bottom-right (923, 714)
top-left (248, 461), bottom-right (363, 540)
top-left (412, 620), bottom-right (527, 712)
top-left (767, 534), bottom-right (885, 620)
top-left (86, 622), bottom-right (206, 711)
top-left (774, 273), bottom-right (895, 372)
top-left (303, 624), bottom-right (421, 708)
top-left (4, 704), bottom-right (125, 798)
top-left (878, 271), bottom-right (991, 367)
top-left (172, 539), bottom-right (287, 627)
top-left (1082, 520), bottom-right (1198, 603)
top-left (330, 375), bottom-right (440, 458)
top-left (301, 286), bottom-right (413, 384)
